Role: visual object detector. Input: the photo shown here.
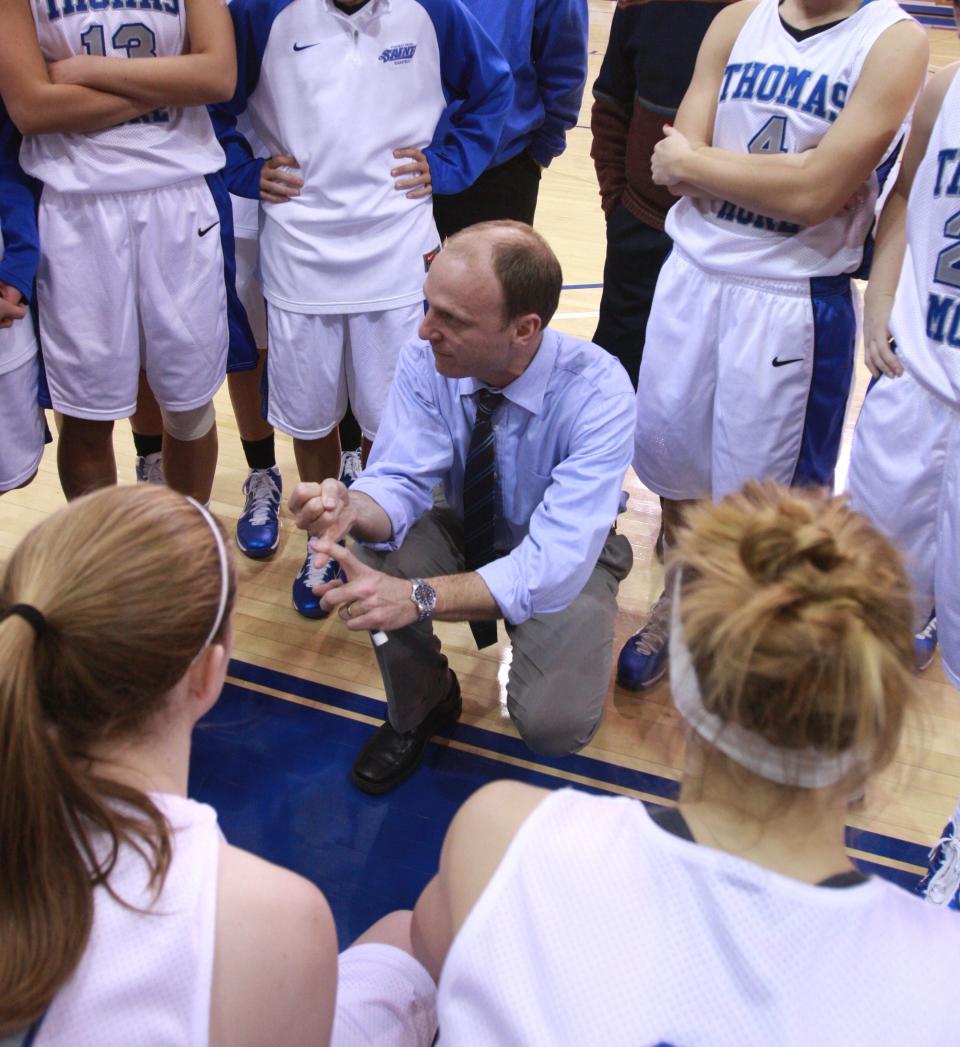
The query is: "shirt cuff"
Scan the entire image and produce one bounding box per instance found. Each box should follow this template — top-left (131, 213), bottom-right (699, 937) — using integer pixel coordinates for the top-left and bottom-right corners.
top-left (476, 555), bottom-right (531, 626)
top-left (0, 264), bottom-right (33, 305)
top-left (349, 479), bottom-right (407, 552)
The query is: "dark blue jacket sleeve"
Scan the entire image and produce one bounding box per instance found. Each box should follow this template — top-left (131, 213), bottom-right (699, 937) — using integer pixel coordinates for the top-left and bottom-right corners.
top-left (208, 0), bottom-right (285, 199)
top-left (0, 104), bottom-right (40, 303)
top-left (416, 0), bottom-right (513, 195)
top-left (529, 0), bottom-right (588, 166)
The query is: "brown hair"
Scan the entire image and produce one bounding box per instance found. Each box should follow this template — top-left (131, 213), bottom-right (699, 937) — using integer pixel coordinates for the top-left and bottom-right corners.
top-left (448, 220), bottom-right (563, 329)
top-left (674, 483), bottom-right (915, 786)
top-left (0, 485), bottom-right (236, 1034)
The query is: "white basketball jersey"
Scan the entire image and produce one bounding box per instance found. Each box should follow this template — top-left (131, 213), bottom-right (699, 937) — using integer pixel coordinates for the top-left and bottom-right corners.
top-left (21, 0), bottom-right (224, 194)
top-left (438, 789), bottom-right (960, 1045)
top-left (667, 0), bottom-right (909, 279)
top-left (891, 68), bottom-right (960, 406)
top-left (37, 793), bottom-right (220, 1046)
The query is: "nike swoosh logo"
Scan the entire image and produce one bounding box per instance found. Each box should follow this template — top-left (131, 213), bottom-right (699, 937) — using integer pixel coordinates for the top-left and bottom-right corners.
top-left (772, 356), bottom-right (803, 367)
top-left (293, 41), bottom-right (320, 51)
top-left (198, 222), bottom-right (220, 237)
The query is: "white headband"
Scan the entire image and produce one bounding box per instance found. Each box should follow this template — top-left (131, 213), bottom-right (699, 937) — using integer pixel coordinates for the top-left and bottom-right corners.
top-left (187, 498), bottom-right (230, 652)
top-left (668, 574), bottom-right (856, 789)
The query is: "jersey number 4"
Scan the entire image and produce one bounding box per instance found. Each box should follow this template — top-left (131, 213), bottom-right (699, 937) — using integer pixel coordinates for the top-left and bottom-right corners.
top-left (80, 23), bottom-right (169, 124)
top-left (748, 115), bottom-right (788, 155)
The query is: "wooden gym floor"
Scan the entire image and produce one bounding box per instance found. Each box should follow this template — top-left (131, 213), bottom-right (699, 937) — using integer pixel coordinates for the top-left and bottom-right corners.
top-left (3, 2), bottom-right (959, 899)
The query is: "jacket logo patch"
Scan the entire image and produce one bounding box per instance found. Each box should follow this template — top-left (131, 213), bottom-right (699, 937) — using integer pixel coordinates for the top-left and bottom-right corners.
top-left (378, 43), bottom-right (416, 64)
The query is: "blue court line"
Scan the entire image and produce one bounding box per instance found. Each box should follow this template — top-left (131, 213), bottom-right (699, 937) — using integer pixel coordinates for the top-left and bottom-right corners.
top-left (561, 282), bottom-right (603, 291)
top-left (194, 677), bottom-right (925, 943)
top-left (227, 658), bottom-right (932, 871)
top-left (229, 658), bottom-right (680, 801)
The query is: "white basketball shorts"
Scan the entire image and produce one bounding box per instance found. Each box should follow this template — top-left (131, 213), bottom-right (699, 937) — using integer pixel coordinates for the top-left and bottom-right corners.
top-left (848, 367), bottom-right (960, 687)
top-left (634, 247), bottom-right (857, 501)
top-left (266, 302), bottom-right (422, 440)
top-left (37, 177), bottom-right (230, 419)
top-left (235, 234), bottom-right (267, 350)
top-left (0, 317), bottom-right (45, 491)
top-left (331, 943), bottom-right (436, 1047)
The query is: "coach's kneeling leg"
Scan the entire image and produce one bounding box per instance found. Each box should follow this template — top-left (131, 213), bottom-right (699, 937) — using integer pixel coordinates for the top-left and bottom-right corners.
top-left (506, 532), bottom-right (633, 757)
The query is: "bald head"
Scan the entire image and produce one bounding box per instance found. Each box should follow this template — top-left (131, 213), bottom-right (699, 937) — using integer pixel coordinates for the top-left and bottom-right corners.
top-left (443, 221), bottom-right (563, 329)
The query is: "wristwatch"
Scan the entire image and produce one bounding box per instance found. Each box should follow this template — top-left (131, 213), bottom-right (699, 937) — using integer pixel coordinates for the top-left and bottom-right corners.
top-left (410, 578), bottom-right (437, 623)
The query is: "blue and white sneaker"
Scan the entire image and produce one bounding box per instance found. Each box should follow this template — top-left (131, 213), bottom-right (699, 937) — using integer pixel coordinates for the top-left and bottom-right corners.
top-left (617, 589), bottom-right (671, 690)
top-left (292, 541), bottom-right (346, 618)
top-left (135, 452), bottom-right (165, 485)
top-left (236, 466), bottom-right (282, 559)
top-left (914, 612), bottom-right (938, 673)
top-left (339, 448), bottom-right (362, 488)
top-left (918, 802), bottom-right (960, 911)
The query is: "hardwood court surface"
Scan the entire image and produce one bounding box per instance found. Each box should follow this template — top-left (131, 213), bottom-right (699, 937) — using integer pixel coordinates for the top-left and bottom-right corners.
top-left (2, 1), bottom-right (959, 881)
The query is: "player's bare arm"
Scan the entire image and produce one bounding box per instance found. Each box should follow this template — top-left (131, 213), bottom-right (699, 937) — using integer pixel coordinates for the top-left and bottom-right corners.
top-left (46, 0), bottom-right (236, 106)
top-left (673, 0), bottom-right (760, 148)
top-left (411, 781), bottom-right (549, 981)
top-left (0, 0), bottom-right (152, 133)
top-left (863, 62), bottom-right (960, 378)
top-left (655, 18), bottom-right (928, 226)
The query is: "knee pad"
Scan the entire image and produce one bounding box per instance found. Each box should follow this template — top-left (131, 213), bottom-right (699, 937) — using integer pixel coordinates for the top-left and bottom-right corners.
top-left (161, 401), bottom-right (216, 441)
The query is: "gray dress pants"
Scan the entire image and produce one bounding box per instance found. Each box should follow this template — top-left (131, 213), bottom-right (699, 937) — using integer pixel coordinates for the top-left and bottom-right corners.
top-left (354, 509), bottom-right (634, 756)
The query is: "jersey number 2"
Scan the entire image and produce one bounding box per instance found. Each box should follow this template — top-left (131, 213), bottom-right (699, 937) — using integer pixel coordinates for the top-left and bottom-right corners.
top-left (934, 210), bottom-right (960, 290)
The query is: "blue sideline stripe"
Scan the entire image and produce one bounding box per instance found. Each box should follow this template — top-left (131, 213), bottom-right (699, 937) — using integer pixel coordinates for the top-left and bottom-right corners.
top-left (561, 281), bottom-right (603, 290)
top-left (227, 658), bottom-right (932, 869)
top-left (229, 658), bottom-right (680, 801)
top-left (195, 680), bottom-right (924, 946)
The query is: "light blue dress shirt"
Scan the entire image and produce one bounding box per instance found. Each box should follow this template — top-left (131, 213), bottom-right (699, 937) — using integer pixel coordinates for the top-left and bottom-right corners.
top-left (350, 328), bottom-right (635, 625)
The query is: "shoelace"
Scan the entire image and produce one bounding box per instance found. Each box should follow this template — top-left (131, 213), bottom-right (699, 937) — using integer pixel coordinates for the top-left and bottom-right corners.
top-left (244, 470), bottom-right (279, 526)
top-left (145, 458), bottom-right (165, 484)
top-left (340, 451), bottom-right (362, 484)
top-left (301, 548), bottom-right (341, 588)
top-left (916, 615), bottom-right (938, 643)
top-left (925, 825), bottom-right (960, 906)
top-left (633, 590), bottom-right (671, 655)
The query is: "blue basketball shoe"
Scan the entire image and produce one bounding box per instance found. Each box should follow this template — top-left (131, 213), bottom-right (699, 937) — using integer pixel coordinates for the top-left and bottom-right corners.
top-left (617, 589), bottom-right (671, 690)
top-left (236, 466), bottom-right (282, 559)
top-left (914, 612), bottom-right (938, 672)
top-left (292, 541), bottom-right (346, 618)
top-left (918, 803), bottom-right (960, 911)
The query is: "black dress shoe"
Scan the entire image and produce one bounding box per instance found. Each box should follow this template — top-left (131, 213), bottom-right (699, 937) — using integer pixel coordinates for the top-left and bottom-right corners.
top-left (351, 675), bottom-right (462, 795)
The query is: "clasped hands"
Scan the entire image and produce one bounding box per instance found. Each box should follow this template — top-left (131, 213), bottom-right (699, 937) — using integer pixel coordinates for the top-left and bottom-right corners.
top-left (289, 481), bottom-right (420, 633)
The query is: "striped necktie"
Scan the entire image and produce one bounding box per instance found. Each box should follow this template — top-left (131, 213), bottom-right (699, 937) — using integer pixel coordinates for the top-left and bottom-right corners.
top-left (463, 389), bottom-right (504, 649)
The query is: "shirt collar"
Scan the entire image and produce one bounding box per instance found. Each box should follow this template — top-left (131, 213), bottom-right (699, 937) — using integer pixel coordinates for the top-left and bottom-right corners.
top-left (458, 329), bottom-right (558, 416)
top-left (323, 0), bottom-right (389, 22)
